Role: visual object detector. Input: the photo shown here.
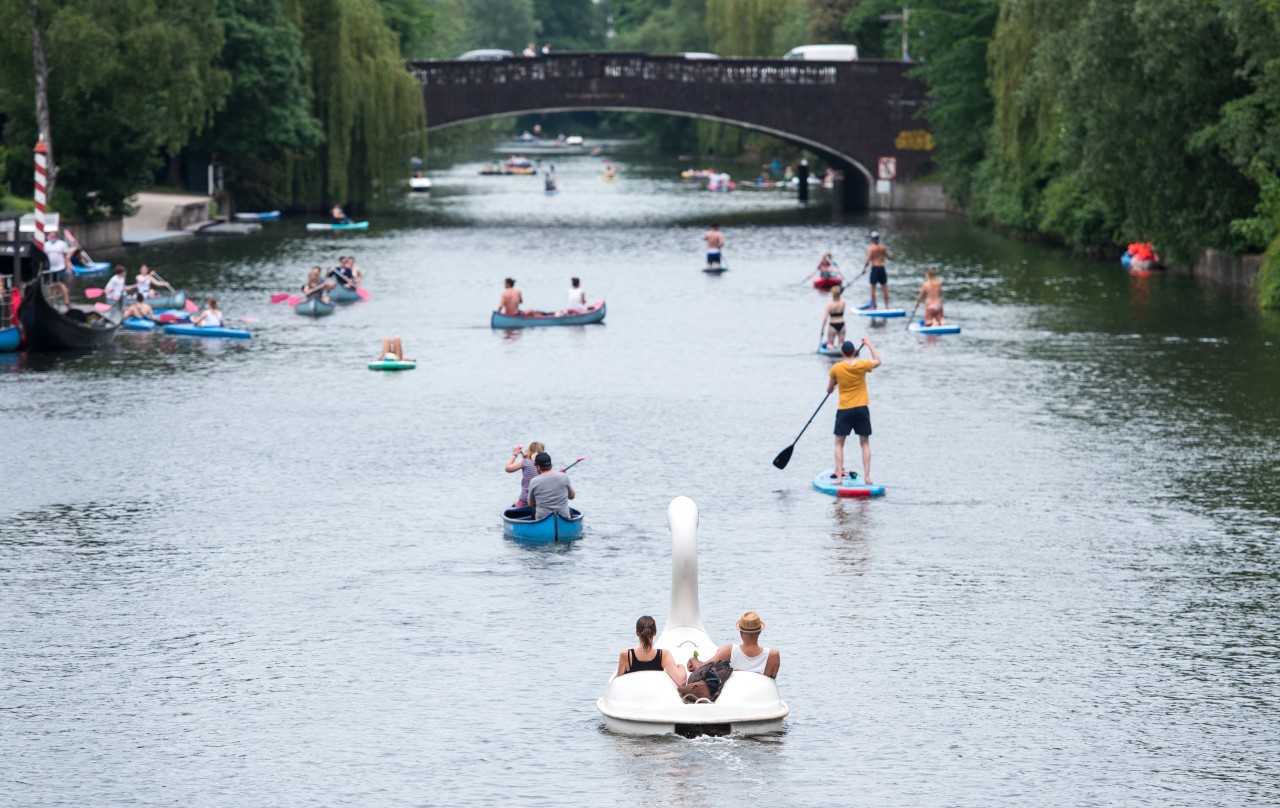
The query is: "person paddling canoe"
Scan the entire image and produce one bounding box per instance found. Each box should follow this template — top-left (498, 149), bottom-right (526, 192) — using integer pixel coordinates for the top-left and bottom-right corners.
top-left (498, 277), bottom-right (522, 316)
top-left (190, 297), bottom-right (224, 328)
top-left (121, 292), bottom-right (155, 322)
top-left (302, 266), bottom-right (332, 304)
top-left (826, 338), bottom-right (881, 485)
top-left (505, 441), bottom-right (546, 507)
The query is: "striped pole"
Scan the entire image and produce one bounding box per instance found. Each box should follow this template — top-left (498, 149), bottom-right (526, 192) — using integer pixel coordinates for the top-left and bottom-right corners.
top-left (33, 136), bottom-right (48, 248)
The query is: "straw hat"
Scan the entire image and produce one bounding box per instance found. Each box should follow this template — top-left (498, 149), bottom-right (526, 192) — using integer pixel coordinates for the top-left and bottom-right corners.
top-left (736, 611), bottom-right (765, 632)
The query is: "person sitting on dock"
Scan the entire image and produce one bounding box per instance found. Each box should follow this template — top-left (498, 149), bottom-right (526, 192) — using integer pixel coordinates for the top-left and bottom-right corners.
top-left (505, 441), bottom-right (546, 507)
top-left (302, 267), bottom-right (332, 304)
top-left (103, 265), bottom-right (129, 307)
top-left (914, 268), bottom-right (946, 326)
top-left (190, 298), bottom-right (223, 328)
top-left (331, 204), bottom-right (350, 225)
top-left (498, 277), bottom-right (522, 316)
top-left (615, 615), bottom-right (687, 688)
top-left (704, 224), bottom-right (725, 269)
top-left (377, 337), bottom-right (411, 362)
top-left (121, 292), bottom-right (155, 322)
top-left (686, 611), bottom-right (780, 679)
top-left (526, 451), bottom-right (575, 520)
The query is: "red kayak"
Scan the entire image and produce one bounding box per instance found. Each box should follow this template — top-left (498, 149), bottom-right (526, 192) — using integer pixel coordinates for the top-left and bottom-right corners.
top-left (814, 275), bottom-right (842, 289)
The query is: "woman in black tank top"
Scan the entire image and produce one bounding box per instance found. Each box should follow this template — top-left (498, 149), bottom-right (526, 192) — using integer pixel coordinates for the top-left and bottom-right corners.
top-left (614, 615), bottom-right (688, 687)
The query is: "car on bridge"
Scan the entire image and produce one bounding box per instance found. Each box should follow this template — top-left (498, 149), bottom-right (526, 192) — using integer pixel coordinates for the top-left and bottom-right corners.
top-left (457, 49), bottom-right (514, 60)
top-left (784, 44), bottom-right (859, 61)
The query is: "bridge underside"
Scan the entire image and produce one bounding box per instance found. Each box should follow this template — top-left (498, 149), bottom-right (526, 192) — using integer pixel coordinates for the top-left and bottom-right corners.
top-left (410, 54), bottom-right (935, 209)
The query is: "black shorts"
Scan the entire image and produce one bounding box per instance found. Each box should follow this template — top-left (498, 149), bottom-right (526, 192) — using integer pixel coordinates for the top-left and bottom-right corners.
top-left (834, 406), bottom-right (872, 437)
top-left (869, 266), bottom-right (887, 286)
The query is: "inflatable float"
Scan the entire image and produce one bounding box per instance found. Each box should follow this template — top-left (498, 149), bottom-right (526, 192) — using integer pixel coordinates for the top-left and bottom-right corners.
top-left (122, 318), bottom-right (156, 331)
top-left (305, 221), bottom-right (369, 231)
top-left (368, 358), bottom-right (416, 371)
top-left (596, 497), bottom-right (789, 737)
top-left (813, 276), bottom-right (841, 290)
top-left (908, 320), bottom-right (961, 335)
top-left (813, 470), bottom-right (885, 498)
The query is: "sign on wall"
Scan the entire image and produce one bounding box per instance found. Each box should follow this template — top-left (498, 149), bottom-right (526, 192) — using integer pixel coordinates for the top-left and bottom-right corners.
top-left (877, 157), bottom-right (897, 181)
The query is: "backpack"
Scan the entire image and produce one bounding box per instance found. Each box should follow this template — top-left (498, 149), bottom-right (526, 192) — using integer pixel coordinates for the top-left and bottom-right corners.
top-left (679, 660), bottom-right (733, 703)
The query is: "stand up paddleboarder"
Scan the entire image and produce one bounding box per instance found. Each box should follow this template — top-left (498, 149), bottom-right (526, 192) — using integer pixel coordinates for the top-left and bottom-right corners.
top-left (826, 338), bottom-right (881, 485)
top-left (859, 231), bottom-right (892, 310)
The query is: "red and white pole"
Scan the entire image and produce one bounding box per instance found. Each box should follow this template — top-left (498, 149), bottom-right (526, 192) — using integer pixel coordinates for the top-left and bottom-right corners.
top-left (33, 136), bottom-right (48, 248)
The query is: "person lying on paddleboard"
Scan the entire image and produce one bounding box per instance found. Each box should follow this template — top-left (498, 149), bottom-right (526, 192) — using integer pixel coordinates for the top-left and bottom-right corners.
top-left (377, 337), bottom-right (411, 363)
top-left (704, 224), bottom-right (725, 268)
top-left (504, 441), bottom-right (545, 507)
top-left (190, 298), bottom-right (223, 328)
top-left (615, 615), bottom-right (687, 688)
top-left (820, 285), bottom-right (847, 348)
top-left (858, 231), bottom-right (892, 310)
top-left (915, 268), bottom-right (946, 326)
top-left (302, 267), bottom-right (332, 304)
top-left (121, 293), bottom-right (155, 322)
top-left (497, 277), bottom-right (523, 317)
top-left (685, 611), bottom-right (780, 689)
top-left (827, 338), bottom-right (880, 485)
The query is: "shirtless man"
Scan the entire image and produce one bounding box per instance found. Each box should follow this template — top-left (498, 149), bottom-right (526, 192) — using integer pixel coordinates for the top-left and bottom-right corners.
top-left (704, 224), bottom-right (725, 269)
top-left (915, 268), bottom-right (945, 326)
top-left (498, 277), bottom-right (522, 316)
top-left (860, 230), bottom-right (892, 310)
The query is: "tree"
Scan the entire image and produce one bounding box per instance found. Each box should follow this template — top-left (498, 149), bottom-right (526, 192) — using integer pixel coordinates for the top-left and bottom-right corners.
top-left (532, 0), bottom-right (606, 51)
top-left (463, 0), bottom-right (538, 52)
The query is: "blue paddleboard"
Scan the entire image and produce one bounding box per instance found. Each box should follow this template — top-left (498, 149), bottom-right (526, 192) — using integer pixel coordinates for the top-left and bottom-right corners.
top-left (908, 320), bottom-right (961, 335)
top-left (812, 469), bottom-right (885, 498)
top-left (855, 307), bottom-right (905, 318)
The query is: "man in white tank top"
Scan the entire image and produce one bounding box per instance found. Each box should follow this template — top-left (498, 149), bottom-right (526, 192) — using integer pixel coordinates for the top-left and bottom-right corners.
top-left (686, 610), bottom-right (781, 678)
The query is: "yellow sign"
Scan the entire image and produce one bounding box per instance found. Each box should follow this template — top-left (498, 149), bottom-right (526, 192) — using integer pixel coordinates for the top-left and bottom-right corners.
top-left (894, 130), bottom-right (935, 151)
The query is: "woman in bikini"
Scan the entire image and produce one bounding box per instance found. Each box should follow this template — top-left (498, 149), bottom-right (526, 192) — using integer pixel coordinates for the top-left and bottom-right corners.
top-left (820, 284), bottom-right (847, 349)
top-left (915, 268), bottom-right (945, 326)
top-left (614, 615), bottom-right (686, 688)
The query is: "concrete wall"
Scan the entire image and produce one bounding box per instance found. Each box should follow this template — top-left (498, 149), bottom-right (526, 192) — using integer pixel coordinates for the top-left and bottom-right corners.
top-left (870, 182), bottom-right (955, 212)
top-left (61, 217), bottom-right (123, 251)
top-left (1169, 249), bottom-right (1263, 293)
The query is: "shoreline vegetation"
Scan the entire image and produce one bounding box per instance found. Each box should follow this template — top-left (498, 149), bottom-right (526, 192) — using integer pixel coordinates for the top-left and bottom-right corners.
top-left (2, 0), bottom-right (1278, 307)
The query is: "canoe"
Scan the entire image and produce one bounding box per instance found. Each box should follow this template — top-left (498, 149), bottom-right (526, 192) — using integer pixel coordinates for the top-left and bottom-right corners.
top-left (305, 221), bottom-right (369, 231)
top-left (163, 323), bottom-right (251, 340)
top-left (813, 276), bottom-right (842, 289)
top-left (123, 318), bottom-right (156, 331)
top-left (702, 266), bottom-right (728, 274)
top-left (908, 320), bottom-right (961, 335)
top-left (490, 301), bottom-right (605, 329)
top-left (502, 506), bottom-right (584, 543)
top-left (70, 261), bottom-right (113, 276)
top-left (817, 341), bottom-right (842, 357)
top-left (368, 359), bottom-right (416, 371)
top-left (294, 298), bottom-right (335, 317)
top-left (233, 211), bottom-right (280, 221)
top-left (854, 307), bottom-right (905, 318)
top-left (329, 283), bottom-right (361, 303)
top-left (18, 281), bottom-right (119, 351)
top-left (813, 470), bottom-right (885, 498)
top-left (143, 290), bottom-right (187, 311)
top-left (0, 325), bottom-right (19, 352)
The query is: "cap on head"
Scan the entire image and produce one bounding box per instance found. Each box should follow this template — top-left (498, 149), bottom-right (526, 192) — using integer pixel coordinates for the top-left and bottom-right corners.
top-left (840, 340), bottom-right (856, 357)
top-left (870, 230), bottom-right (880, 241)
top-left (534, 451), bottom-right (552, 470)
top-left (737, 611), bottom-right (765, 632)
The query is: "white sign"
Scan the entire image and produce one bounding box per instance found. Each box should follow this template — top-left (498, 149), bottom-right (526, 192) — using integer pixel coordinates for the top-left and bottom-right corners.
top-left (877, 156), bottom-right (897, 180)
top-left (876, 179), bottom-right (892, 195)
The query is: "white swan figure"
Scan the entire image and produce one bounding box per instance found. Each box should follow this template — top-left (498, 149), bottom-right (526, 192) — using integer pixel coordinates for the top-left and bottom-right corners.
top-left (595, 496), bottom-right (789, 736)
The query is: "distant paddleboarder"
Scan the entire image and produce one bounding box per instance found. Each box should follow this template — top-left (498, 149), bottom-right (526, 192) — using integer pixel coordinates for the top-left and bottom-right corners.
top-left (704, 224), bottom-right (725, 269)
top-left (859, 231), bottom-right (892, 310)
top-left (826, 338), bottom-right (881, 485)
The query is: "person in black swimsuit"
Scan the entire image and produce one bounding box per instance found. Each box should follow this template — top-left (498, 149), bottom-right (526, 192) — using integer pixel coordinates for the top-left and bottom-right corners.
top-left (821, 284), bottom-right (847, 348)
top-left (614, 615), bottom-right (687, 687)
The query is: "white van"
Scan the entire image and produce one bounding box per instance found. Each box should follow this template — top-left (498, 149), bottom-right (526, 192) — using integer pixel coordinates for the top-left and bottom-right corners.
top-left (783, 44), bottom-right (858, 61)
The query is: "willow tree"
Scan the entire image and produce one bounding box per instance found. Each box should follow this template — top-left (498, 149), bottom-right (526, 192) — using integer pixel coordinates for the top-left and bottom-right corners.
top-left (700, 0), bottom-right (796, 156)
top-left (284, 0), bottom-right (427, 209)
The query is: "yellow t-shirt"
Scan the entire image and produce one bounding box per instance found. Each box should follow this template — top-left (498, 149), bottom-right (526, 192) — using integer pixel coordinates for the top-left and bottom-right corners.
top-left (829, 359), bottom-right (874, 409)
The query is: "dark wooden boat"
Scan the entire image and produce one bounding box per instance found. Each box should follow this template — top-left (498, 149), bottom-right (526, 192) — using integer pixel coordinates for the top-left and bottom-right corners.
top-left (18, 279), bottom-right (119, 351)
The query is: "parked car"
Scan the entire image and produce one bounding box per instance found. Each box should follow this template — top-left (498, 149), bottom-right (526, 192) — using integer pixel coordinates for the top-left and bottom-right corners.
top-left (457, 49), bottom-right (514, 60)
top-left (783, 44), bottom-right (858, 61)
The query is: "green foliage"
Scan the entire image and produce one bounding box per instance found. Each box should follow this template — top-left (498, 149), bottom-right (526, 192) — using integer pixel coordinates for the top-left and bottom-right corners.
top-left (377, 0), bottom-right (439, 56)
top-left (706, 0), bottom-right (793, 56)
top-left (610, 0), bottom-right (707, 53)
top-left (805, 0), bottom-right (852, 43)
top-left (464, 0), bottom-right (538, 52)
top-left (842, 0), bottom-right (902, 59)
top-left (532, 0), bottom-right (606, 50)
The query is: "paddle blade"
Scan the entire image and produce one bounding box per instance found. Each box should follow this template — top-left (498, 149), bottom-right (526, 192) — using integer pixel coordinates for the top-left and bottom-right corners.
top-left (270, 293), bottom-right (290, 304)
top-left (286, 295), bottom-right (301, 306)
top-left (184, 300), bottom-right (199, 313)
top-left (356, 286), bottom-right (371, 300)
top-left (772, 444), bottom-right (795, 470)
top-left (235, 317), bottom-right (259, 323)
top-left (93, 302), bottom-right (111, 314)
top-left (85, 288), bottom-right (104, 299)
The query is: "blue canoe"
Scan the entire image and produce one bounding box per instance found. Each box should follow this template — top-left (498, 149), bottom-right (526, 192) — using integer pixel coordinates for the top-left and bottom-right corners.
top-left (123, 318), bottom-right (156, 331)
top-left (163, 323), bottom-right (251, 340)
top-left (502, 507), bottom-right (584, 543)
top-left (70, 261), bottom-right (113, 276)
top-left (142, 291), bottom-right (187, 311)
top-left (294, 298), bottom-right (335, 317)
top-left (0, 325), bottom-right (20, 352)
top-left (812, 469), bottom-right (885, 499)
top-left (491, 301), bottom-right (605, 329)
top-left (305, 221), bottom-right (369, 232)
top-left (908, 320), bottom-right (961, 335)
top-left (854, 307), bottom-right (906, 318)
top-left (329, 283), bottom-right (361, 303)
top-left (233, 210), bottom-right (281, 222)
top-left (817, 341), bottom-right (842, 357)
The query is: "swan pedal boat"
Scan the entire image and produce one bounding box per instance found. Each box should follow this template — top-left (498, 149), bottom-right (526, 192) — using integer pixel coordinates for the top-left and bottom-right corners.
top-left (490, 301), bottom-right (605, 328)
top-left (596, 497), bottom-right (788, 737)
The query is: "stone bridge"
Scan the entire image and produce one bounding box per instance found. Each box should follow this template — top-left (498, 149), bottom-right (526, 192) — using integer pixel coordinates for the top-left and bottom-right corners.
top-left (407, 53), bottom-right (937, 209)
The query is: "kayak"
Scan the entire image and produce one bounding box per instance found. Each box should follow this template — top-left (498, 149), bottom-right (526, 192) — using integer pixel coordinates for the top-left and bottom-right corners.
top-left (143, 291), bottom-right (187, 311)
top-left (491, 301), bottom-right (605, 328)
top-left (306, 221), bottom-right (369, 231)
top-left (123, 318), bottom-right (156, 331)
top-left (329, 283), bottom-right (361, 303)
top-left (502, 506), bottom-right (584, 543)
top-left (855, 307), bottom-right (906, 318)
top-left (294, 298), bottom-right (335, 317)
top-left (368, 359), bottom-right (417, 371)
top-left (70, 261), bottom-right (112, 276)
top-left (233, 210), bottom-right (280, 221)
top-left (909, 320), bottom-right (961, 335)
top-left (702, 266), bottom-right (728, 274)
top-left (163, 323), bottom-right (251, 340)
top-left (817, 342), bottom-right (842, 357)
top-left (812, 470), bottom-right (885, 499)
top-left (813, 276), bottom-right (842, 289)
top-left (0, 325), bottom-right (20, 352)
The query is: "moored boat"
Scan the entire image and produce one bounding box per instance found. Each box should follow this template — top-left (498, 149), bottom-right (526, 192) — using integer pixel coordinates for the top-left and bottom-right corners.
top-left (502, 506), bottom-right (584, 543)
top-left (0, 325), bottom-right (19, 352)
top-left (490, 301), bottom-right (605, 329)
top-left (18, 284), bottom-right (119, 351)
top-left (233, 210), bottom-right (281, 222)
top-left (294, 298), bottom-right (335, 317)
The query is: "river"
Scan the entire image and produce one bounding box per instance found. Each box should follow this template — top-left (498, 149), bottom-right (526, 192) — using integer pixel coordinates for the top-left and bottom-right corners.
top-left (3, 142), bottom-right (1279, 806)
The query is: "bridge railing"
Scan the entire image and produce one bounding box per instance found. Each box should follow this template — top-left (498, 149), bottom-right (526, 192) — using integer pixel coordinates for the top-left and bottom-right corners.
top-left (408, 53), bottom-right (856, 87)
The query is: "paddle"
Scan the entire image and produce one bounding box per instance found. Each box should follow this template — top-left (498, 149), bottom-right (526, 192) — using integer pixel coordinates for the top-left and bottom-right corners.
top-left (270, 293), bottom-right (291, 304)
top-left (905, 299), bottom-right (922, 329)
top-left (328, 269), bottom-right (371, 300)
top-left (236, 317), bottom-right (259, 323)
top-left (184, 299), bottom-right (199, 313)
top-left (560, 456), bottom-right (586, 473)
top-left (85, 288), bottom-right (105, 299)
top-left (772, 344), bottom-right (864, 470)
top-left (64, 228), bottom-right (95, 265)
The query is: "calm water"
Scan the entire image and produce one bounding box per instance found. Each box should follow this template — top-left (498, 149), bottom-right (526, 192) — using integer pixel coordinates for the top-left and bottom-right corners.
top-left (3, 145), bottom-right (1279, 807)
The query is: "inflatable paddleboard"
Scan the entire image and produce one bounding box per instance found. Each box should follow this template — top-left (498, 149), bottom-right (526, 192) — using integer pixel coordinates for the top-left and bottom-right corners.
top-left (123, 318), bottom-right (156, 331)
top-left (70, 261), bottom-right (113, 276)
top-left (306, 221), bottom-right (369, 232)
top-left (163, 323), bottom-right (252, 340)
top-left (368, 359), bottom-right (416, 371)
top-left (702, 266), bottom-right (728, 274)
top-left (817, 342), bottom-right (842, 357)
top-left (812, 470), bottom-right (885, 498)
top-left (855, 307), bottom-right (906, 318)
top-left (908, 320), bottom-right (961, 335)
